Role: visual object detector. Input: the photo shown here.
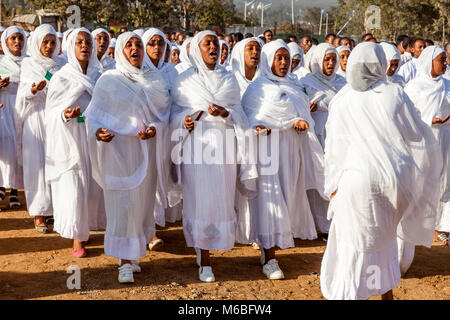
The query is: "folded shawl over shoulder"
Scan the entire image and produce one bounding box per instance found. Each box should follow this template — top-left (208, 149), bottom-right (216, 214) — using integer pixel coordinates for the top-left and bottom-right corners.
top-left (171, 30), bottom-right (257, 192)
top-left (325, 42), bottom-right (443, 248)
top-left (84, 32), bottom-right (170, 204)
top-left (15, 24), bottom-right (64, 162)
top-left (0, 26), bottom-right (27, 82)
top-left (45, 28), bottom-right (102, 182)
top-left (241, 39), bottom-right (325, 195)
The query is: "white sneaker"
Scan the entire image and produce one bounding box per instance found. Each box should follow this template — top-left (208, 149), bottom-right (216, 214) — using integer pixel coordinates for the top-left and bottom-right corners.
top-left (262, 259), bottom-right (285, 280)
top-left (199, 266), bottom-right (215, 282)
top-left (194, 247), bottom-right (201, 267)
top-left (118, 264), bottom-right (134, 283)
top-left (119, 260), bottom-right (141, 273)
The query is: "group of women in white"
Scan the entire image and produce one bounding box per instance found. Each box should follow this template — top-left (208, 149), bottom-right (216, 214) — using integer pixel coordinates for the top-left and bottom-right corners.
top-left (0, 21), bottom-right (448, 300)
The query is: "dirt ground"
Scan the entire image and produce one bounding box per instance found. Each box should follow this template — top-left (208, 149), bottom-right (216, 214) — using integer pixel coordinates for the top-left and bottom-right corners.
top-left (0, 191), bottom-right (449, 300)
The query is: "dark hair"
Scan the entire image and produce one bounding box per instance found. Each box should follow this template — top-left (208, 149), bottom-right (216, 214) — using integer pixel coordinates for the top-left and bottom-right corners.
top-left (245, 33), bottom-right (253, 38)
top-left (312, 38), bottom-right (319, 45)
top-left (360, 33), bottom-right (373, 42)
top-left (341, 37), bottom-right (351, 43)
top-left (187, 32), bottom-right (194, 37)
top-left (410, 38), bottom-right (424, 47)
top-left (325, 33), bottom-right (337, 41)
top-left (366, 37), bottom-right (377, 43)
top-left (425, 39), bottom-right (434, 46)
top-left (264, 29), bottom-right (273, 35)
top-left (259, 36), bottom-right (266, 43)
top-left (445, 42), bottom-right (450, 50)
top-left (217, 33), bottom-right (224, 38)
top-left (236, 32), bottom-right (244, 42)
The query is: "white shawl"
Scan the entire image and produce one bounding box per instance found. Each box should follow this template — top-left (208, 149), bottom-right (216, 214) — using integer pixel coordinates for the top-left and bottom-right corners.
top-left (85, 32), bottom-right (170, 198)
top-left (171, 30), bottom-right (257, 191)
top-left (45, 28), bottom-right (102, 182)
top-left (92, 28), bottom-right (116, 72)
top-left (380, 42), bottom-right (405, 87)
top-left (0, 26), bottom-right (27, 82)
top-left (326, 42), bottom-right (442, 247)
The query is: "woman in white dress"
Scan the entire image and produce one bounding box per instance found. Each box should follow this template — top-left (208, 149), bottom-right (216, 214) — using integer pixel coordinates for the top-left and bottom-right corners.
top-left (287, 41), bottom-right (304, 81)
top-left (380, 42), bottom-right (406, 87)
top-left (174, 37), bottom-right (192, 75)
top-left (171, 31), bottom-right (257, 282)
top-left (404, 46), bottom-right (449, 250)
top-left (320, 42), bottom-right (442, 300)
top-left (92, 28), bottom-right (116, 72)
top-left (45, 28), bottom-right (106, 258)
top-left (334, 45), bottom-right (350, 88)
top-left (219, 40), bottom-right (230, 67)
top-left (300, 43), bottom-right (343, 236)
top-left (0, 26), bottom-right (27, 208)
top-left (15, 24), bottom-right (64, 233)
top-left (85, 32), bottom-right (170, 283)
top-left (242, 39), bottom-right (324, 280)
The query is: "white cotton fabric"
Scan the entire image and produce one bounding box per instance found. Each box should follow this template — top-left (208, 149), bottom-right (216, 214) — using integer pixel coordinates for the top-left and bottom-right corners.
top-left (109, 38), bottom-right (116, 49)
top-left (92, 28), bottom-right (116, 72)
top-left (175, 37), bottom-right (192, 74)
top-left (242, 39), bottom-right (326, 247)
top-left (398, 56), bottom-right (420, 84)
top-left (0, 26), bottom-right (27, 189)
top-left (230, 37), bottom-right (262, 97)
top-left (45, 28), bottom-right (106, 241)
top-left (60, 29), bottom-right (73, 62)
top-left (85, 32), bottom-right (170, 260)
top-left (171, 30), bottom-right (258, 250)
top-left (401, 51), bottom-right (412, 65)
top-left (15, 24), bottom-right (63, 216)
top-left (380, 42), bottom-right (405, 87)
top-left (287, 42), bottom-right (305, 80)
top-left (404, 45), bottom-right (450, 233)
top-left (320, 42), bottom-right (443, 300)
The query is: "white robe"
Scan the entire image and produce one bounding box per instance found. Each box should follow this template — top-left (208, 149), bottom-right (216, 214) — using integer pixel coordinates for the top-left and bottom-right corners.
top-left (320, 43), bottom-right (442, 300)
top-left (45, 28), bottom-right (106, 241)
top-left (15, 25), bottom-right (63, 216)
top-left (171, 31), bottom-right (257, 250)
top-left (398, 57), bottom-right (419, 84)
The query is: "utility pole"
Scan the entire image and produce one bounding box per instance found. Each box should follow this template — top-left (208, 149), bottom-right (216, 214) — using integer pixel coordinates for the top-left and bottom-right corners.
top-left (325, 12), bottom-right (328, 36)
top-left (291, 0), bottom-right (294, 25)
top-left (319, 9), bottom-right (324, 36)
top-left (0, 0), bottom-right (2, 27)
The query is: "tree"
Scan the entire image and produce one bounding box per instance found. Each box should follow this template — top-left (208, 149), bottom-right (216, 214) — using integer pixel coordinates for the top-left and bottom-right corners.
top-left (193, 0), bottom-right (237, 30)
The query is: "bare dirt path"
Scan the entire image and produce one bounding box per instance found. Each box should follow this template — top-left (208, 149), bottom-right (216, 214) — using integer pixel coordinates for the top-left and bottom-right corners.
top-left (0, 192), bottom-right (448, 300)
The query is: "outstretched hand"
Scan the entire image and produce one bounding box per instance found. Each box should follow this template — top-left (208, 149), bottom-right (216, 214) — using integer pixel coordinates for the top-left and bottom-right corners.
top-left (294, 120), bottom-right (309, 132)
top-left (138, 126), bottom-right (156, 140)
top-left (0, 77), bottom-right (10, 88)
top-left (256, 125), bottom-right (272, 136)
top-left (64, 106), bottom-right (81, 119)
top-left (31, 80), bottom-right (47, 95)
top-left (432, 115), bottom-right (450, 124)
top-left (310, 102), bottom-right (318, 113)
top-left (96, 128), bottom-right (115, 143)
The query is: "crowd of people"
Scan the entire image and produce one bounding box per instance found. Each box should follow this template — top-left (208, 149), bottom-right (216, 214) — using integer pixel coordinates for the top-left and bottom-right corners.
top-left (0, 22), bottom-right (448, 300)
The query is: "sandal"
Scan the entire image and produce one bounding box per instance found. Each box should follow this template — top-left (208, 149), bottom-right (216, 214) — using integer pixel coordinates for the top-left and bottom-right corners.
top-left (45, 216), bottom-right (54, 226)
top-left (72, 246), bottom-right (87, 258)
top-left (148, 238), bottom-right (164, 251)
top-left (34, 217), bottom-right (49, 234)
top-left (9, 195), bottom-right (21, 209)
top-left (437, 232), bottom-right (449, 245)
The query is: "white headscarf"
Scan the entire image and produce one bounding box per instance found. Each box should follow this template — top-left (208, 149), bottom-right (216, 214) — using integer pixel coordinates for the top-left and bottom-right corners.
top-left (169, 43), bottom-right (180, 65)
top-left (380, 42), bottom-right (405, 86)
top-left (26, 24), bottom-right (61, 71)
top-left (133, 28), bottom-right (145, 38)
top-left (0, 26), bottom-right (27, 82)
top-left (142, 28), bottom-right (167, 70)
top-left (219, 40), bottom-right (231, 66)
top-left (346, 42), bottom-right (387, 92)
top-left (85, 31), bottom-right (170, 193)
top-left (109, 38), bottom-right (116, 49)
top-left (91, 28), bottom-right (110, 56)
top-left (230, 37), bottom-right (262, 96)
top-left (175, 37), bottom-right (192, 73)
top-left (336, 45), bottom-right (350, 76)
top-left (259, 39), bottom-right (293, 84)
top-left (404, 45), bottom-right (447, 126)
top-left (287, 41), bottom-right (304, 72)
top-left (61, 28), bottom-right (73, 56)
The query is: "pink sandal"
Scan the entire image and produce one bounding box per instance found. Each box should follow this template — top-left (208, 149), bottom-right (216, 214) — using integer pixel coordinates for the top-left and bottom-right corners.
top-left (72, 247), bottom-right (87, 258)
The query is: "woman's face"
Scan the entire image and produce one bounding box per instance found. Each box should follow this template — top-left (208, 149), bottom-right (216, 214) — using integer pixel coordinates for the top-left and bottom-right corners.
top-left (339, 50), bottom-right (350, 72)
top-left (74, 31), bottom-right (93, 62)
top-left (271, 47), bottom-right (290, 77)
top-left (430, 52), bottom-right (447, 78)
top-left (164, 43), bottom-right (171, 62)
top-left (108, 47), bottom-right (115, 59)
top-left (322, 52), bottom-right (337, 76)
top-left (387, 59), bottom-right (400, 77)
top-left (199, 35), bottom-right (219, 70)
top-left (291, 58), bottom-right (301, 72)
top-left (146, 35), bottom-right (165, 67)
top-left (220, 44), bottom-right (229, 64)
top-left (171, 49), bottom-right (180, 64)
top-left (95, 32), bottom-right (110, 57)
top-left (6, 32), bottom-right (24, 56)
top-left (40, 34), bottom-right (57, 58)
top-left (123, 37), bottom-right (144, 68)
top-left (244, 41), bottom-right (261, 69)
